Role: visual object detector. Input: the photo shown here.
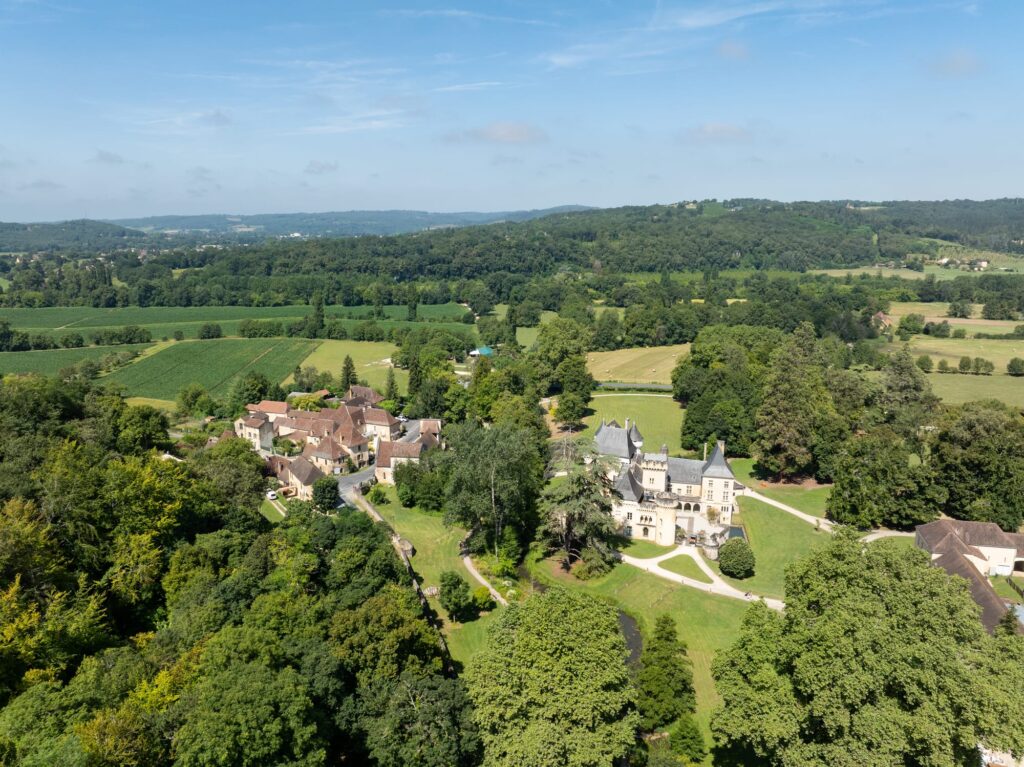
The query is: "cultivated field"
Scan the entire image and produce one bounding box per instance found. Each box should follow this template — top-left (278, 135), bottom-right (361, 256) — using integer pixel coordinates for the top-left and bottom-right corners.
top-left (291, 340), bottom-right (404, 392)
top-left (0, 343), bottom-right (154, 377)
top-left (581, 394), bottom-right (685, 455)
top-left (103, 338), bottom-right (318, 400)
top-left (587, 343), bottom-right (690, 385)
top-left (0, 304), bottom-right (474, 341)
top-left (886, 301), bottom-right (1019, 336)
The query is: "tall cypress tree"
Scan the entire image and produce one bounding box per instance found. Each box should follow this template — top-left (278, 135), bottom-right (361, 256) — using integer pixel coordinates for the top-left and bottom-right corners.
top-left (385, 367), bottom-right (399, 401)
top-left (635, 615), bottom-right (696, 732)
top-left (340, 355), bottom-right (357, 391)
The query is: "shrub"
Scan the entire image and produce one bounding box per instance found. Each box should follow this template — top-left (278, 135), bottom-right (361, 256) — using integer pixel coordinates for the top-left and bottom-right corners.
top-left (173, 330), bottom-right (185, 341)
top-left (937, 359), bottom-right (951, 373)
top-left (1008, 358), bottom-right (1024, 377)
top-left (669, 714), bottom-right (706, 763)
top-left (952, 328), bottom-right (967, 339)
top-left (439, 571), bottom-right (474, 621)
top-left (472, 586), bottom-right (495, 612)
top-left (366, 484), bottom-right (388, 505)
top-left (915, 355), bottom-right (933, 373)
top-left (197, 322), bottom-right (223, 339)
top-left (718, 538), bottom-right (755, 579)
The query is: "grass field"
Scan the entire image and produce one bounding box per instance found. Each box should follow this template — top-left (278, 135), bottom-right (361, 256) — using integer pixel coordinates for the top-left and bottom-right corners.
top-left (886, 301), bottom-right (1019, 336)
top-left (291, 340), bottom-right (404, 392)
top-left (259, 500), bottom-right (285, 523)
top-left (581, 394), bottom-right (685, 456)
top-left (0, 304), bottom-right (475, 341)
top-left (0, 343), bottom-right (154, 377)
top-left (587, 344), bottom-right (690, 385)
top-left (621, 539), bottom-right (669, 559)
top-left (373, 486), bottom-right (499, 667)
top-left (902, 335), bottom-right (1024, 372)
top-left (709, 497), bottom-right (831, 599)
top-left (990, 575), bottom-right (1024, 603)
top-left (526, 553), bottom-right (749, 743)
top-left (808, 265), bottom-right (956, 281)
top-left (104, 338), bottom-right (318, 399)
top-left (660, 555), bottom-right (713, 583)
top-left (928, 373), bottom-right (1024, 407)
top-left (728, 458), bottom-right (831, 517)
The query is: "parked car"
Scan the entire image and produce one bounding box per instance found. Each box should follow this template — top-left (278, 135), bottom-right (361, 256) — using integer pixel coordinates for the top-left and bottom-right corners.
top-left (266, 490), bottom-right (278, 500)
top-left (397, 415), bottom-right (409, 423)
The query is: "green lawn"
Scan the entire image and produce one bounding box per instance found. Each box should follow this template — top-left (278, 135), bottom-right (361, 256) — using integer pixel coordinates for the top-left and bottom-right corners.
top-left (622, 539), bottom-right (670, 559)
top-left (581, 394), bottom-right (686, 456)
top-left (372, 486), bottom-right (500, 667)
top-left (660, 555), bottom-right (713, 583)
top-left (708, 496), bottom-right (832, 599)
top-left (525, 553), bottom-right (749, 745)
top-left (927, 372), bottom-right (1024, 408)
top-left (290, 339), bottom-right (405, 392)
top-left (728, 458), bottom-right (831, 518)
top-left (259, 500), bottom-right (285, 523)
top-left (990, 575), bottom-right (1024, 603)
top-left (104, 338), bottom-right (318, 399)
top-left (0, 343), bottom-right (153, 377)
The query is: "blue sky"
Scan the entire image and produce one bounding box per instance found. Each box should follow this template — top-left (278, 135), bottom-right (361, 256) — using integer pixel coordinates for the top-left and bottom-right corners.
top-left (0, 0), bottom-right (1020, 220)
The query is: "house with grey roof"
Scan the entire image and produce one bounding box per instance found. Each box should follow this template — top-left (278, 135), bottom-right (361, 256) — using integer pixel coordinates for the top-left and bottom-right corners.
top-left (594, 418), bottom-right (744, 549)
top-left (916, 519), bottom-right (1024, 634)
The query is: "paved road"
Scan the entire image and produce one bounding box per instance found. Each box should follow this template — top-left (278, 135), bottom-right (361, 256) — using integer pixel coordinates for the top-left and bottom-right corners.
top-left (621, 545), bottom-right (785, 611)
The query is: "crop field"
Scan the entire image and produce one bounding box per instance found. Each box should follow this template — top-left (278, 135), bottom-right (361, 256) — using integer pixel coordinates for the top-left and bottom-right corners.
top-left (0, 304), bottom-right (475, 341)
top-left (581, 394), bottom-right (685, 455)
top-left (0, 343), bottom-right (154, 377)
top-left (292, 340), bottom-right (405, 392)
top-left (103, 338), bottom-right (318, 400)
top-left (587, 343), bottom-right (690, 385)
top-left (886, 301), bottom-right (1018, 336)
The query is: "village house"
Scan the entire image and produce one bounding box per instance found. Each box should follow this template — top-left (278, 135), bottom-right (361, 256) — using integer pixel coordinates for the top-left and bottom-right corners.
top-left (267, 455), bottom-right (324, 501)
top-left (916, 519), bottom-right (1024, 633)
top-left (374, 441), bottom-right (426, 484)
top-left (594, 419), bottom-right (743, 550)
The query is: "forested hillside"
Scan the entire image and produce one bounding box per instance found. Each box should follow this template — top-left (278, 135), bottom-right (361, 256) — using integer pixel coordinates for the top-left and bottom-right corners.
top-left (0, 220), bottom-right (144, 254)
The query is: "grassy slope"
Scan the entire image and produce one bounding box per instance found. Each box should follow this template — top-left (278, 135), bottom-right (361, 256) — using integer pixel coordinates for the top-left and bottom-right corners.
top-left (587, 343), bottom-right (690, 385)
top-left (581, 394), bottom-right (686, 456)
top-left (104, 338), bottom-right (318, 399)
top-left (728, 458), bottom-right (831, 518)
top-left (709, 496), bottom-right (831, 599)
top-left (291, 340), bottom-right (405, 392)
top-left (373, 486), bottom-right (499, 668)
top-left (622, 539), bottom-right (670, 558)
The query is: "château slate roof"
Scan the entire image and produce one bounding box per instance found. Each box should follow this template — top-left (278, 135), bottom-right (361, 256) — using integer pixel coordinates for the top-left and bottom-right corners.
top-left (702, 441), bottom-right (734, 479)
top-left (614, 468), bottom-right (644, 502)
top-left (667, 457), bottom-right (705, 486)
top-left (629, 422), bottom-right (643, 444)
top-left (594, 420), bottom-right (638, 460)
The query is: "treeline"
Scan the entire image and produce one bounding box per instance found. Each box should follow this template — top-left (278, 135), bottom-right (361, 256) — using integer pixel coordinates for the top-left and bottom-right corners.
top-left (1, 199), bottom-right (1021, 310)
top-left (0, 373), bottom-right (478, 765)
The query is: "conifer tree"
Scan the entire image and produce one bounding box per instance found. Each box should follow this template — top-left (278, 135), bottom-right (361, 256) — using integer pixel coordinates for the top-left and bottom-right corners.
top-left (339, 355), bottom-right (357, 391)
top-left (385, 367), bottom-right (399, 401)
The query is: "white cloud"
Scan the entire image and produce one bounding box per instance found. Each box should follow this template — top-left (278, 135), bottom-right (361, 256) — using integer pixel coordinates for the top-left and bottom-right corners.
top-left (444, 121), bottom-right (547, 145)
top-left (433, 81), bottom-right (502, 92)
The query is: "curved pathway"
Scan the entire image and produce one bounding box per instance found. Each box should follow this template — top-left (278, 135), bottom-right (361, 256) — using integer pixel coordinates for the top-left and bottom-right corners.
top-left (462, 555), bottom-right (509, 607)
top-left (742, 489), bottom-right (835, 532)
top-left (860, 529), bottom-right (915, 543)
top-left (621, 544), bottom-right (785, 612)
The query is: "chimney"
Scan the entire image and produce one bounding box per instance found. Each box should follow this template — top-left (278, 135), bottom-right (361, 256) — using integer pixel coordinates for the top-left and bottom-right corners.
top-left (661, 443), bottom-right (668, 455)
top-left (625, 418), bottom-right (630, 432)
top-left (703, 442), bottom-right (708, 460)
top-left (717, 440), bottom-right (726, 454)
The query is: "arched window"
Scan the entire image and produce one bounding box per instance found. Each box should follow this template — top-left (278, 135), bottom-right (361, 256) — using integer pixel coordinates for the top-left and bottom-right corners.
top-left (642, 526), bottom-right (649, 538)
top-left (693, 503), bottom-right (700, 513)
top-left (683, 502), bottom-right (691, 511)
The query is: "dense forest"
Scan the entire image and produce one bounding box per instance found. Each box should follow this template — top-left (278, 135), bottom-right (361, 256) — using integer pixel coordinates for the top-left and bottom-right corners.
top-left (4, 199), bottom-right (1024, 306)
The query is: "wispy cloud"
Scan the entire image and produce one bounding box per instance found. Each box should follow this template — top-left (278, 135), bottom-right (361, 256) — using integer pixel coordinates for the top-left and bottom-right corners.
top-left (444, 121), bottom-right (547, 145)
top-left (298, 109), bottom-right (407, 135)
top-left (90, 149), bottom-right (125, 165)
top-left (433, 81), bottom-right (503, 93)
top-left (683, 122), bottom-right (753, 144)
top-left (304, 159), bottom-right (339, 175)
top-left (928, 48), bottom-right (982, 78)
top-left (130, 107), bottom-right (235, 135)
top-left (386, 8), bottom-right (555, 27)
top-left (197, 108), bottom-right (232, 127)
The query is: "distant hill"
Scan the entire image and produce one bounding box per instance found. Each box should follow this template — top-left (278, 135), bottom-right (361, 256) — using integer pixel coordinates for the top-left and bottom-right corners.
top-left (0, 219), bottom-right (145, 253)
top-left (108, 206), bottom-right (592, 238)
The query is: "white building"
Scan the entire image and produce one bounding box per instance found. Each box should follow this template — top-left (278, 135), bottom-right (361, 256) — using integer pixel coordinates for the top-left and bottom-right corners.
top-left (594, 419), bottom-right (743, 549)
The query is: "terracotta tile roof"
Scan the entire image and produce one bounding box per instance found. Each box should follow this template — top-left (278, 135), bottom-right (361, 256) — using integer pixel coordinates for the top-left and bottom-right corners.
top-left (376, 441), bottom-right (423, 469)
top-left (289, 456), bottom-right (324, 486)
top-left (419, 419), bottom-right (443, 436)
top-left (363, 407), bottom-right (398, 427)
top-left (241, 415), bottom-right (267, 428)
top-left (345, 385), bottom-right (383, 405)
top-left (247, 400), bottom-right (288, 415)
